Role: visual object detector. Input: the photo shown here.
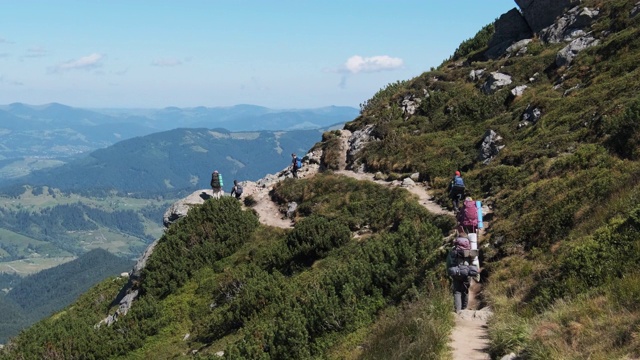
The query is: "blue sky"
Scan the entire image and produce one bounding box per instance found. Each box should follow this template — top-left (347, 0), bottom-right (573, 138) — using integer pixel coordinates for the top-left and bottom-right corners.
top-left (0, 1), bottom-right (516, 109)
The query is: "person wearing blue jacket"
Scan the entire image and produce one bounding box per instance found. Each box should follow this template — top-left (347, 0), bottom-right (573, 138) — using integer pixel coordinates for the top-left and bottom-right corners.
top-left (291, 153), bottom-right (302, 178)
top-left (447, 170), bottom-right (466, 212)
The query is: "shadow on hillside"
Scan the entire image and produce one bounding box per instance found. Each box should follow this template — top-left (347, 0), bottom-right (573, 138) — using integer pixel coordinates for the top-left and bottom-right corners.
top-left (200, 192), bottom-right (212, 200)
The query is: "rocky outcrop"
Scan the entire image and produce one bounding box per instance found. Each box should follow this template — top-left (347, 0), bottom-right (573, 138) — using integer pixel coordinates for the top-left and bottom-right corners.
top-left (163, 189), bottom-right (219, 227)
top-left (96, 237), bottom-right (160, 328)
top-left (518, 104), bottom-right (542, 129)
top-left (506, 39), bottom-right (533, 57)
top-left (556, 35), bottom-right (600, 67)
top-left (486, 8), bottom-right (533, 59)
top-left (481, 73), bottom-right (513, 94)
top-left (479, 130), bottom-right (505, 164)
top-left (515, 0), bottom-right (580, 34)
top-left (486, 0), bottom-right (596, 59)
top-left (401, 95), bottom-right (422, 119)
top-left (347, 124), bottom-right (378, 172)
top-left (469, 69), bottom-right (486, 82)
top-left (633, 2), bottom-right (640, 18)
top-left (510, 85), bottom-right (528, 98)
top-left (539, 6), bottom-right (600, 43)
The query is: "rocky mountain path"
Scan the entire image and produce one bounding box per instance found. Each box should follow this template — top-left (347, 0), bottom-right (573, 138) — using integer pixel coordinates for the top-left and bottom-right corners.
top-left (335, 170), bottom-right (493, 359)
top-left (242, 129), bottom-right (492, 359)
top-left (242, 181), bottom-right (294, 229)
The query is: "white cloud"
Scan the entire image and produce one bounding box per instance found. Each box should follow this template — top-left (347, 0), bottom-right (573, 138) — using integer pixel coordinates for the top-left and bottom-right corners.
top-left (151, 58), bottom-right (182, 67)
top-left (23, 47), bottom-right (48, 58)
top-left (50, 53), bottom-right (104, 73)
top-left (343, 55), bottom-right (403, 74)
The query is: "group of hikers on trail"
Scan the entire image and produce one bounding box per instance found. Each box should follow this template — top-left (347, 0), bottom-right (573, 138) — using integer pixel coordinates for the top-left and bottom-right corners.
top-left (446, 170), bottom-right (483, 313)
top-left (209, 170), bottom-right (243, 200)
top-left (208, 152), bottom-right (304, 200)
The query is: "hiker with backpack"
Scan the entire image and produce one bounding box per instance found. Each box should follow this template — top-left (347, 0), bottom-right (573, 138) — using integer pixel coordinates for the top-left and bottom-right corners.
top-left (210, 170), bottom-right (224, 199)
top-left (457, 196), bottom-right (479, 234)
top-left (446, 236), bottom-right (479, 313)
top-left (230, 180), bottom-right (243, 200)
top-left (291, 153), bottom-right (302, 178)
top-left (448, 170), bottom-right (466, 213)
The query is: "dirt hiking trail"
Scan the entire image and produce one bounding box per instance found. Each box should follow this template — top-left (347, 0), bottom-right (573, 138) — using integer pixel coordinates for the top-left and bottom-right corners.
top-left (243, 129), bottom-right (493, 359)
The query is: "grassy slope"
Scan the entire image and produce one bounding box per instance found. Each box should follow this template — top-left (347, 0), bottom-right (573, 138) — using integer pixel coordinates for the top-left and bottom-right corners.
top-left (345, 0), bottom-right (640, 358)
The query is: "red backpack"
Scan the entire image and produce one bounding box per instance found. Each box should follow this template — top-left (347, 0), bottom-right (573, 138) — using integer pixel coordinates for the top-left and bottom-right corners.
top-left (461, 200), bottom-right (478, 227)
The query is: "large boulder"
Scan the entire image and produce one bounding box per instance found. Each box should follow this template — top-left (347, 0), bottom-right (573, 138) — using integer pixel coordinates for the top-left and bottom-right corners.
top-left (163, 189), bottom-right (218, 227)
top-left (347, 124), bottom-right (378, 171)
top-left (485, 8), bottom-right (533, 59)
top-left (479, 130), bottom-right (505, 164)
top-left (401, 95), bottom-right (422, 119)
top-left (518, 104), bottom-right (542, 129)
top-left (515, 0), bottom-right (580, 34)
top-left (556, 35), bottom-right (600, 67)
top-left (539, 6), bottom-right (600, 43)
top-left (481, 73), bottom-right (513, 95)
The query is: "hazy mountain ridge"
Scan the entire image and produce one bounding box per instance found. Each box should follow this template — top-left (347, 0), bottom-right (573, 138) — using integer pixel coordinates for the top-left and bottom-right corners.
top-left (0, 103), bottom-right (358, 181)
top-left (2, 126), bottom-right (330, 198)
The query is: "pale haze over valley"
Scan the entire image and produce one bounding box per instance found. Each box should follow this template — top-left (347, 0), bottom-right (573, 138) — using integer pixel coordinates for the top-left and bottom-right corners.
top-left (0, 1), bottom-right (514, 110)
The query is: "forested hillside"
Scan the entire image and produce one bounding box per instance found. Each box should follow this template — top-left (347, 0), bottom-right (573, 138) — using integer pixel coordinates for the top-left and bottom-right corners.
top-left (0, 249), bottom-right (132, 343)
top-left (0, 192), bottom-right (164, 261)
top-left (3, 0), bottom-right (640, 359)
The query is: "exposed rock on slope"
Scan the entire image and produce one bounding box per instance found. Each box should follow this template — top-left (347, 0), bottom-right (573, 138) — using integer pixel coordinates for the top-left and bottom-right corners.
top-left (487, 0), bottom-right (600, 60)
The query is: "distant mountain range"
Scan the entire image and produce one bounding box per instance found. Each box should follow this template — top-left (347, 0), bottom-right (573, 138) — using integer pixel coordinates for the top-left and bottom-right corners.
top-left (0, 102), bottom-right (358, 180)
top-left (1, 127), bottom-right (329, 198)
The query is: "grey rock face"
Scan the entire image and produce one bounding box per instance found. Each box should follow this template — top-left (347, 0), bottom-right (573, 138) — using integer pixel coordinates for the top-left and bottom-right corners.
top-left (485, 8), bottom-right (533, 59)
top-left (510, 85), bottom-right (528, 98)
top-left (401, 177), bottom-right (416, 187)
top-left (347, 124), bottom-right (377, 168)
top-left (481, 73), bottom-right (513, 95)
top-left (518, 105), bottom-right (542, 129)
top-left (401, 95), bottom-right (422, 118)
top-left (163, 189), bottom-right (217, 227)
top-left (286, 202), bottom-right (298, 219)
top-left (96, 238), bottom-right (158, 328)
top-left (479, 130), bottom-right (505, 164)
top-left (506, 39), bottom-right (533, 56)
top-left (556, 35), bottom-right (600, 67)
top-left (469, 69), bottom-right (486, 82)
top-left (633, 2), bottom-right (640, 18)
top-left (539, 6), bottom-right (600, 43)
top-left (515, 0), bottom-right (579, 34)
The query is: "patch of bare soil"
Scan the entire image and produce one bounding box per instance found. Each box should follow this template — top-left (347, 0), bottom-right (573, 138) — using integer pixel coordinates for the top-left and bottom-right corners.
top-left (240, 182), bottom-right (293, 229)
